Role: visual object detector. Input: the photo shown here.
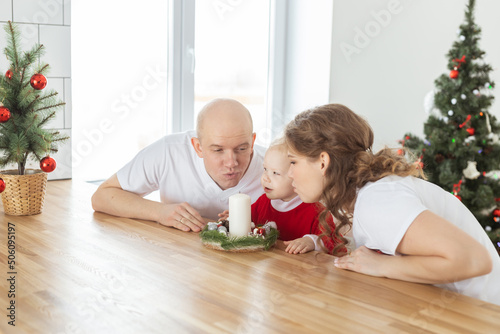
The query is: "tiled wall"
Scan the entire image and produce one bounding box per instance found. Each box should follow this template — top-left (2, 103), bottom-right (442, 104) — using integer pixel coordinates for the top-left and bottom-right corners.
top-left (0, 0), bottom-right (71, 180)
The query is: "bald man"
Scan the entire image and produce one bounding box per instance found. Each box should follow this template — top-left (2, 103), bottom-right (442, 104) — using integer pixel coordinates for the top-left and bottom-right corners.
top-left (91, 99), bottom-right (265, 232)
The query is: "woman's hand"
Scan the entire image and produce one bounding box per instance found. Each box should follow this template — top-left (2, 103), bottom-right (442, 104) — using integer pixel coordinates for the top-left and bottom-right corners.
top-left (334, 246), bottom-right (389, 277)
top-left (334, 210), bottom-right (493, 284)
top-left (284, 237), bottom-right (315, 254)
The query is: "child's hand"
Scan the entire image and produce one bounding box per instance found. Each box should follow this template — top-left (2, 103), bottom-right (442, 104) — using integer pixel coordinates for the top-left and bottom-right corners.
top-left (218, 210), bottom-right (229, 220)
top-left (283, 237), bottom-right (315, 254)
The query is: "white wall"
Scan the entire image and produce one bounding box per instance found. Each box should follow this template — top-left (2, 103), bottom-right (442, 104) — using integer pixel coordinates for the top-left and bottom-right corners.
top-left (330, 0), bottom-right (500, 150)
top-left (0, 0), bottom-right (72, 180)
top-left (271, 0), bottom-right (334, 138)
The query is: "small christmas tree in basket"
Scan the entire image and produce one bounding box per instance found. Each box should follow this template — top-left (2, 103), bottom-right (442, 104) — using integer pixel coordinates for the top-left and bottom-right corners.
top-left (399, 0), bottom-right (500, 254)
top-left (0, 21), bottom-right (68, 215)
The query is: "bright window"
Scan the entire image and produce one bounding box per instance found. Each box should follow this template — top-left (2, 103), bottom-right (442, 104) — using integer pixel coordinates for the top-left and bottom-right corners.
top-left (194, 0), bottom-right (271, 147)
top-left (72, 0), bottom-right (168, 181)
top-left (72, 0), bottom-right (276, 182)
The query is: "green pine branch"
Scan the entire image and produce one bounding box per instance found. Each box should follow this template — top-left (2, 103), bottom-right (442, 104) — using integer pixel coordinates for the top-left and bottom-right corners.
top-left (4, 21), bottom-right (21, 69)
top-left (33, 102), bottom-right (65, 114)
top-left (37, 111), bottom-right (56, 128)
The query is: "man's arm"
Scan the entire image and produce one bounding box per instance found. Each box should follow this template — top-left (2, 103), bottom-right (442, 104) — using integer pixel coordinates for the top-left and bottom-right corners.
top-left (91, 174), bottom-right (206, 232)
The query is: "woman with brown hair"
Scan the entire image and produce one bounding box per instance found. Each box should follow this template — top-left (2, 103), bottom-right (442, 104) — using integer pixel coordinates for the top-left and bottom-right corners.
top-left (284, 103), bottom-right (500, 305)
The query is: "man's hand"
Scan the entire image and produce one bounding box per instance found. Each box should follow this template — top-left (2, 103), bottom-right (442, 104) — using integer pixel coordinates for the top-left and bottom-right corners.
top-left (92, 174), bottom-right (207, 232)
top-left (218, 210), bottom-right (229, 220)
top-left (158, 202), bottom-right (206, 232)
top-left (283, 237), bottom-right (315, 254)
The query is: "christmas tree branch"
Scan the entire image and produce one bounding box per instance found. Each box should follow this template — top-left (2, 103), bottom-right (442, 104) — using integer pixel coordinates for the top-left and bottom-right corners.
top-left (37, 63), bottom-right (49, 75)
top-left (18, 44), bottom-right (44, 70)
top-left (20, 66), bottom-right (27, 87)
top-left (33, 151), bottom-right (42, 161)
top-left (33, 102), bottom-right (65, 114)
top-left (25, 94), bottom-right (41, 112)
top-left (27, 91), bottom-right (59, 112)
top-left (0, 153), bottom-right (14, 167)
top-left (8, 114), bottom-right (18, 133)
top-left (51, 136), bottom-right (70, 143)
top-left (37, 111), bottom-right (55, 128)
top-left (6, 21), bottom-right (20, 69)
top-left (38, 91), bottom-right (58, 102)
top-left (24, 115), bottom-right (38, 135)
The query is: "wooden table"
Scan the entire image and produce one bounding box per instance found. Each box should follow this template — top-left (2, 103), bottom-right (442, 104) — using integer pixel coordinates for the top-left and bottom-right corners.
top-left (1, 180), bottom-right (499, 333)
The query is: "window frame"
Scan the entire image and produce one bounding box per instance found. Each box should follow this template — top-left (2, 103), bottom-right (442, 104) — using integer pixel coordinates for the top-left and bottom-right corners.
top-left (169, 0), bottom-right (286, 137)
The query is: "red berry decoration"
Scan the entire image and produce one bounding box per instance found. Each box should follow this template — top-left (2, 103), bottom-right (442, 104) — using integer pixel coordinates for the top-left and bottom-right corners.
top-left (5, 69), bottom-right (13, 79)
top-left (0, 106), bottom-right (11, 123)
top-left (466, 128), bottom-right (475, 135)
top-left (449, 69), bottom-right (459, 79)
top-left (0, 178), bottom-right (5, 193)
top-left (30, 73), bottom-right (47, 90)
top-left (40, 156), bottom-right (56, 173)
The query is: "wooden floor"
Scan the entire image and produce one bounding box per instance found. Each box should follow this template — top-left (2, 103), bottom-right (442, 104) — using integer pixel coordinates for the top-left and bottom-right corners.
top-left (1, 180), bottom-right (499, 333)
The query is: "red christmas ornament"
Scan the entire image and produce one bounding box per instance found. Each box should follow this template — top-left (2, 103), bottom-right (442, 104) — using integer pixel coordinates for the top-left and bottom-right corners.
top-left (0, 178), bottom-right (5, 193)
top-left (5, 69), bottom-right (13, 79)
top-left (466, 128), bottom-right (475, 135)
top-left (449, 69), bottom-right (459, 79)
top-left (40, 156), bottom-right (56, 173)
top-left (0, 106), bottom-right (11, 123)
top-left (493, 209), bottom-right (500, 223)
top-left (30, 73), bottom-right (47, 90)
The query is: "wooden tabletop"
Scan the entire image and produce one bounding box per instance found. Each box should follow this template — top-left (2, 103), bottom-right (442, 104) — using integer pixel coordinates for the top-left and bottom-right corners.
top-left (1, 180), bottom-right (499, 333)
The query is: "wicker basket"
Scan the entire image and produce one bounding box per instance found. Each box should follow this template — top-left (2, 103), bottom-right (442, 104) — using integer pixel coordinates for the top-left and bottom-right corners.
top-left (0, 169), bottom-right (48, 216)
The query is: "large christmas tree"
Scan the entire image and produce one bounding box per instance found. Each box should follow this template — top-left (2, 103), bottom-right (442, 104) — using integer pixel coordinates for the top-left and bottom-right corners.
top-left (401, 0), bottom-right (500, 255)
top-left (0, 21), bottom-right (68, 176)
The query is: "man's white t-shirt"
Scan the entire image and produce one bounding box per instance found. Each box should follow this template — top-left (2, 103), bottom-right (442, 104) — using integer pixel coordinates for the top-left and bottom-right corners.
top-left (116, 131), bottom-right (265, 220)
top-left (353, 175), bottom-right (500, 305)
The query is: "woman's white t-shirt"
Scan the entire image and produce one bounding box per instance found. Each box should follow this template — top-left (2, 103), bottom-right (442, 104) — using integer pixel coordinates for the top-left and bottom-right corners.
top-left (353, 175), bottom-right (500, 305)
top-left (117, 131), bottom-right (265, 220)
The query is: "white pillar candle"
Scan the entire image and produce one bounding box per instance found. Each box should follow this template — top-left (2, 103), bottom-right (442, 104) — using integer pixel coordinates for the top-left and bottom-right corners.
top-left (229, 193), bottom-right (251, 237)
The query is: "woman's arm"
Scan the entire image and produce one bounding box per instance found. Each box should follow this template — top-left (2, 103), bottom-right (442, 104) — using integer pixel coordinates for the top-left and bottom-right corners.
top-left (334, 210), bottom-right (493, 284)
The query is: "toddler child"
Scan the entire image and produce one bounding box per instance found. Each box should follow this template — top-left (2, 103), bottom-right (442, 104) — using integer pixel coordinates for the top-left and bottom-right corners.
top-left (220, 139), bottom-right (344, 255)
